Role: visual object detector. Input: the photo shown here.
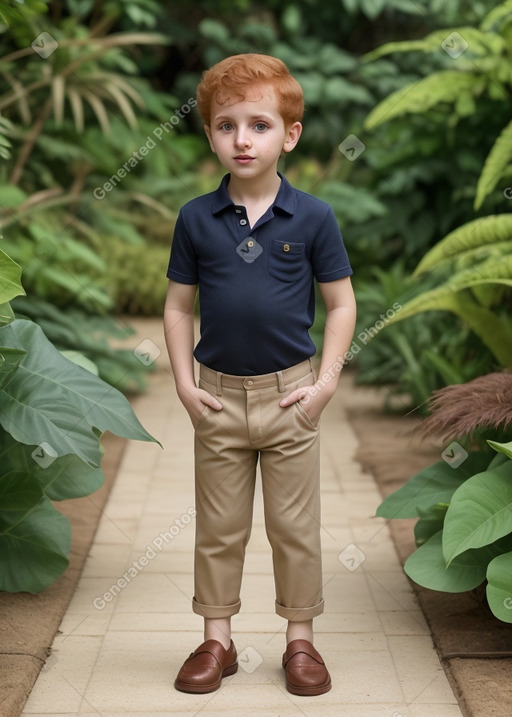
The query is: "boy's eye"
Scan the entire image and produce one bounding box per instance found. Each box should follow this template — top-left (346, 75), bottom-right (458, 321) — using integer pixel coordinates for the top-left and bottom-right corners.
top-left (254, 122), bottom-right (268, 131)
top-left (220, 123), bottom-right (233, 131)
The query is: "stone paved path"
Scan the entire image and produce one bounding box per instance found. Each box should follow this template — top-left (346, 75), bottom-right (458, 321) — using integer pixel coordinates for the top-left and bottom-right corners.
top-left (21, 319), bottom-right (463, 717)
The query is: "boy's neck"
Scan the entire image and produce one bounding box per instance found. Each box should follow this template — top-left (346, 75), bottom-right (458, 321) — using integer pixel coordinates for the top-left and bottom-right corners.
top-left (227, 169), bottom-right (281, 207)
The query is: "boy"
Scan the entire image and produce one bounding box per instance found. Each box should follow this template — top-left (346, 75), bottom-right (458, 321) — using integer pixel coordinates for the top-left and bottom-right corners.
top-left (164, 53), bottom-right (356, 696)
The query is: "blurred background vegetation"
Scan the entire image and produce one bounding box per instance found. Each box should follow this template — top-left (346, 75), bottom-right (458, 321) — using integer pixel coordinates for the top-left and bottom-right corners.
top-left (1, 0), bottom-right (511, 406)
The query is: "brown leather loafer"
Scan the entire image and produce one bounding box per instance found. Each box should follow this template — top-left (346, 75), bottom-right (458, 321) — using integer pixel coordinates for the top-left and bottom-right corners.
top-left (174, 639), bottom-right (238, 694)
top-left (282, 639), bottom-right (331, 696)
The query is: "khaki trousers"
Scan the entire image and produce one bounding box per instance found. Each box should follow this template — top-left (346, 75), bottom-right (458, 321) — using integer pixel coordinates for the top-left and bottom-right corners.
top-left (192, 358), bottom-right (324, 622)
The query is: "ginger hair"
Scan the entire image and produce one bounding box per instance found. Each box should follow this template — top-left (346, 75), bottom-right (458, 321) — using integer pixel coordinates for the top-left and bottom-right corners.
top-left (196, 53), bottom-right (304, 126)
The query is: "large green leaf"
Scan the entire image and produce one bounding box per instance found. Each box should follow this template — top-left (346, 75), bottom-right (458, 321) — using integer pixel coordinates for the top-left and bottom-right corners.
top-left (488, 439), bottom-right (512, 461)
top-left (0, 345), bottom-right (26, 390)
top-left (0, 477), bottom-right (71, 593)
top-left (414, 503), bottom-right (448, 547)
top-left (486, 551), bottom-right (512, 623)
top-left (0, 319), bottom-right (158, 467)
top-left (0, 248), bottom-right (25, 304)
top-left (0, 471), bottom-right (42, 510)
top-left (405, 530), bottom-right (492, 593)
top-left (0, 302), bottom-right (15, 327)
top-left (376, 452), bottom-right (490, 519)
top-left (443, 459), bottom-right (512, 564)
top-left (0, 432), bottom-right (105, 500)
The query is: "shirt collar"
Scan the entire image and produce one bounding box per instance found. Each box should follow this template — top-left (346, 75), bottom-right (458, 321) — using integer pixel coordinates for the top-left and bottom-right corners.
top-left (211, 172), bottom-right (296, 216)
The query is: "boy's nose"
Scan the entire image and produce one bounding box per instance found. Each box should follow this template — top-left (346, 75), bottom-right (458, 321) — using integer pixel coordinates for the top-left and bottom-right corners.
top-left (235, 130), bottom-right (251, 148)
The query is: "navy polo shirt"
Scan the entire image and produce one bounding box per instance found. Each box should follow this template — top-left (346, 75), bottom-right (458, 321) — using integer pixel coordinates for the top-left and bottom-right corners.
top-left (167, 173), bottom-right (352, 375)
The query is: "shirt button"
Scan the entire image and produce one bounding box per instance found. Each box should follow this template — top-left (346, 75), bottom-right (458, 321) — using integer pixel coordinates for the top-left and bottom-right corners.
top-left (240, 219), bottom-right (247, 225)
top-left (283, 244), bottom-right (290, 252)
top-left (247, 240), bottom-right (254, 248)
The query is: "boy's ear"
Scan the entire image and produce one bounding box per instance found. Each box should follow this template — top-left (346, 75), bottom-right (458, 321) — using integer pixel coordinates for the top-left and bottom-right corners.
top-left (204, 124), bottom-right (216, 154)
top-left (282, 121), bottom-right (302, 154)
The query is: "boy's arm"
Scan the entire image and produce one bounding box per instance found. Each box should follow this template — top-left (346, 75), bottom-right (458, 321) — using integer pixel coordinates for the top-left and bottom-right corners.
top-left (279, 276), bottom-right (356, 422)
top-left (163, 280), bottom-right (222, 426)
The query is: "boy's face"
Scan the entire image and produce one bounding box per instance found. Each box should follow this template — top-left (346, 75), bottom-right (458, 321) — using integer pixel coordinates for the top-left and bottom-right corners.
top-left (204, 85), bottom-right (301, 180)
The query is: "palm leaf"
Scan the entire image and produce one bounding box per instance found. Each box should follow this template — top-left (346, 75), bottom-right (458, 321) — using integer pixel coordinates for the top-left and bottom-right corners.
top-left (475, 119), bottom-right (512, 209)
top-left (51, 75), bottom-right (65, 127)
top-left (66, 86), bottom-right (84, 133)
top-left (414, 215), bottom-right (512, 275)
top-left (81, 90), bottom-right (110, 134)
top-left (102, 82), bottom-right (138, 129)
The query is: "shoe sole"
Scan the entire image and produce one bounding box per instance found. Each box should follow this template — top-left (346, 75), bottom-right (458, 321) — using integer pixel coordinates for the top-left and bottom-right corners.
top-left (174, 662), bottom-right (238, 694)
top-left (285, 678), bottom-right (332, 696)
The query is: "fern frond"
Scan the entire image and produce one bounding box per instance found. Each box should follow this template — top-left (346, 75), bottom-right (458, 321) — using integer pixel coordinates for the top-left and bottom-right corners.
top-left (455, 239), bottom-right (512, 270)
top-left (481, 0), bottom-right (512, 32)
top-left (364, 72), bottom-right (481, 130)
top-left (386, 289), bottom-right (512, 367)
top-left (475, 119), bottom-right (512, 209)
top-left (364, 26), bottom-right (504, 63)
top-left (414, 215), bottom-right (512, 275)
top-left (445, 254), bottom-right (512, 291)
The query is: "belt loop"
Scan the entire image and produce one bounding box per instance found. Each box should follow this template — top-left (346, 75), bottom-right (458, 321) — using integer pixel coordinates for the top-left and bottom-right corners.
top-left (216, 371), bottom-right (223, 396)
top-left (276, 370), bottom-right (286, 393)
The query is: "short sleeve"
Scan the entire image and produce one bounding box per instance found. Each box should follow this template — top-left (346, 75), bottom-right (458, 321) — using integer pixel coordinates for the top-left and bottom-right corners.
top-left (166, 209), bottom-right (199, 284)
top-left (310, 205), bottom-right (352, 282)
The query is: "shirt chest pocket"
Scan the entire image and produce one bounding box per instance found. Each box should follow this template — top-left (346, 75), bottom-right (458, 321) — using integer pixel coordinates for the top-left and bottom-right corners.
top-left (268, 240), bottom-right (307, 282)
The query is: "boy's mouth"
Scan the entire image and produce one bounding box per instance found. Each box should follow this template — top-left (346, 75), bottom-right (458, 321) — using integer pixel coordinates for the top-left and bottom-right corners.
top-left (234, 155), bottom-right (255, 164)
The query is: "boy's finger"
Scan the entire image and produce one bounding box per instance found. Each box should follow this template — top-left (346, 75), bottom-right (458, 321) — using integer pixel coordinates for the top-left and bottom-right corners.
top-left (279, 389), bottom-right (305, 407)
top-left (205, 396), bottom-right (223, 411)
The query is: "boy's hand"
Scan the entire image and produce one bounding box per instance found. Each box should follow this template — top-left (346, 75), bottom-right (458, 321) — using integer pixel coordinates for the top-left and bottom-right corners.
top-left (279, 383), bottom-right (334, 427)
top-left (177, 385), bottom-right (223, 428)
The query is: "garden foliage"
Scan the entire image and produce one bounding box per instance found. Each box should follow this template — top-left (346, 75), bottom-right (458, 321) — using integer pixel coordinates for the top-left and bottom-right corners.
top-left (0, 247), bottom-right (158, 593)
top-left (377, 440), bottom-right (512, 623)
top-left (362, 2), bottom-right (512, 395)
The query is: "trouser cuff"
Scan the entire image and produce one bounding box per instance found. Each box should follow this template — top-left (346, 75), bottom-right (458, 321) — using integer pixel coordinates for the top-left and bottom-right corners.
top-left (192, 596), bottom-right (241, 619)
top-left (275, 598), bottom-right (324, 621)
